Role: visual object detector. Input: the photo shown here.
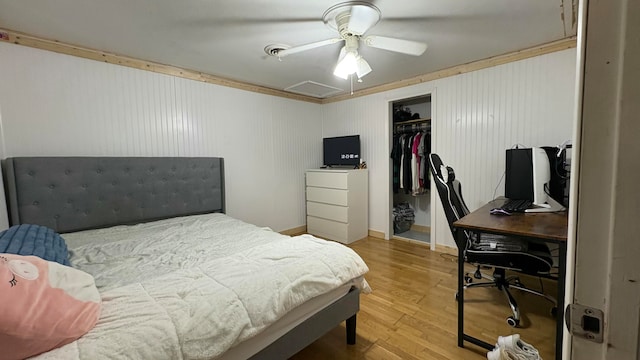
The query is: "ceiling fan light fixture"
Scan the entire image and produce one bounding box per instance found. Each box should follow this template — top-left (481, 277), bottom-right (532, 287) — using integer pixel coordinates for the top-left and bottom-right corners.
top-left (355, 56), bottom-right (372, 78)
top-left (333, 50), bottom-right (358, 79)
top-left (333, 50), bottom-right (372, 80)
top-left (269, 1), bottom-right (427, 87)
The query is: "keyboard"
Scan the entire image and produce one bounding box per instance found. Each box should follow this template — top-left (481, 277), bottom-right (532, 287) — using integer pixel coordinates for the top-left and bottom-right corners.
top-left (500, 199), bottom-right (533, 213)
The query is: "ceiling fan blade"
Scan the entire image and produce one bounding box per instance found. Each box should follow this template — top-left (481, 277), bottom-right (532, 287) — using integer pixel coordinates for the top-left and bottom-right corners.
top-left (276, 38), bottom-right (343, 57)
top-left (363, 35), bottom-right (427, 56)
top-left (347, 4), bottom-right (381, 35)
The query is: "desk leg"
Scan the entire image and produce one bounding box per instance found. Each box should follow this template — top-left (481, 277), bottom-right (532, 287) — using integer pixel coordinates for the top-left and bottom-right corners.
top-left (556, 243), bottom-right (567, 360)
top-left (456, 229), bottom-right (465, 347)
top-left (453, 229), bottom-right (507, 353)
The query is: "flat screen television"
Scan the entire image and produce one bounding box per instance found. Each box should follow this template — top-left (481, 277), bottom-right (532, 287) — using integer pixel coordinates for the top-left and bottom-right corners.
top-left (323, 135), bottom-right (360, 167)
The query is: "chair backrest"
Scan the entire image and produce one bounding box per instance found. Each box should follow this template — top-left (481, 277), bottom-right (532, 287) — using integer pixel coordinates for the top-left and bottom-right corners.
top-left (428, 153), bottom-right (471, 249)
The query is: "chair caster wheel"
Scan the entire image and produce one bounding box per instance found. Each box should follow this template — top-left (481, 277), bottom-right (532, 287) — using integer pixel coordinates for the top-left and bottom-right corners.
top-left (506, 316), bottom-right (520, 327)
top-left (464, 275), bottom-right (473, 284)
top-left (551, 307), bottom-right (558, 317)
top-left (473, 270), bottom-right (482, 279)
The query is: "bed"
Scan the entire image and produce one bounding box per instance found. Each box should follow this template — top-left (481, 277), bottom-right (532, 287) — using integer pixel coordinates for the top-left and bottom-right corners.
top-left (2, 157), bottom-right (370, 360)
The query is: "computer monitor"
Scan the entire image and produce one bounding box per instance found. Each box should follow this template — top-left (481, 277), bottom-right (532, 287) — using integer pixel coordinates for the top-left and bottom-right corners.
top-left (505, 147), bottom-right (565, 212)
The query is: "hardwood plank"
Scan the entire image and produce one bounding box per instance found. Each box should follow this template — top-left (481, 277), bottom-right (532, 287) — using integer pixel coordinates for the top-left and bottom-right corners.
top-left (290, 236), bottom-right (557, 360)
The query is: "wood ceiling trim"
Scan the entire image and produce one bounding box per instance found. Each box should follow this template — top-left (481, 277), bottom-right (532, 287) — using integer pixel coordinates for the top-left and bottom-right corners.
top-left (322, 37), bottom-right (577, 103)
top-left (0, 28), bottom-right (575, 105)
top-left (0, 28), bottom-right (323, 104)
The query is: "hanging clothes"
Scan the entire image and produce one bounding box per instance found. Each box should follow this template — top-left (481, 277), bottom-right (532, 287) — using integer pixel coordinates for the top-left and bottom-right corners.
top-left (411, 132), bottom-right (423, 194)
top-left (418, 133), bottom-right (426, 188)
top-left (402, 132), bottom-right (414, 193)
top-left (391, 124), bottom-right (431, 195)
top-left (419, 131), bottom-right (431, 190)
top-left (390, 135), bottom-right (403, 193)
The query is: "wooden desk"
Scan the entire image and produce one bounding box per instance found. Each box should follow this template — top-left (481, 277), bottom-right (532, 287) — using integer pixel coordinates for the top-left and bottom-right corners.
top-left (453, 199), bottom-right (568, 359)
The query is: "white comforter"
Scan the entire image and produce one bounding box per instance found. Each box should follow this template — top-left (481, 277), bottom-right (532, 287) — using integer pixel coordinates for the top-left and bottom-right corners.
top-left (34, 213), bottom-right (370, 360)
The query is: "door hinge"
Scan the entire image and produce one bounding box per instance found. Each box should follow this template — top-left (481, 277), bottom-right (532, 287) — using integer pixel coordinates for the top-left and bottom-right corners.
top-left (565, 303), bottom-right (604, 343)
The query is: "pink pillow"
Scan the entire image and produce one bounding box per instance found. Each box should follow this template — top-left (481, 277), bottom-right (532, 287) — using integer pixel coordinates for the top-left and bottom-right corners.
top-left (0, 254), bottom-right (101, 360)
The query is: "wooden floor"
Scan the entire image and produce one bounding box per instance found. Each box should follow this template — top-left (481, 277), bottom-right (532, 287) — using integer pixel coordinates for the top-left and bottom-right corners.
top-left (290, 236), bottom-right (557, 360)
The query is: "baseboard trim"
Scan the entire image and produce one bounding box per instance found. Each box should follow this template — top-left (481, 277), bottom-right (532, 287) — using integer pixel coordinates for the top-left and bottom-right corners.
top-left (368, 229), bottom-right (385, 239)
top-left (282, 226), bottom-right (385, 240)
top-left (278, 225), bottom-right (457, 256)
top-left (410, 224), bottom-right (431, 233)
top-left (280, 225), bottom-right (307, 236)
top-left (392, 236), bottom-right (430, 247)
top-left (435, 244), bottom-right (458, 256)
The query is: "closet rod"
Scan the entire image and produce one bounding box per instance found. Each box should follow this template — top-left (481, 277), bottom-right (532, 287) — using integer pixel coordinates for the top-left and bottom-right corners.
top-left (395, 124), bottom-right (431, 133)
top-left (393, 117), bottom-right (431, 126)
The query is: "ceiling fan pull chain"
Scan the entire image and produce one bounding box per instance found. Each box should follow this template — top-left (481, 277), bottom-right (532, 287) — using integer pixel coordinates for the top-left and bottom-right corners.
top-left (350, 74), bottom-right (354, 95)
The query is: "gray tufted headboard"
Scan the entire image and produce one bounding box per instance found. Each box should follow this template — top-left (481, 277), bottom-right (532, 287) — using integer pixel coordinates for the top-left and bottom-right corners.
top-left (2, 157), bottom-right (225, 233)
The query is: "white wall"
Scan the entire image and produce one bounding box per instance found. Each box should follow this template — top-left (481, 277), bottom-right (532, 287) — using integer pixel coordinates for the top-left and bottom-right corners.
top-left (0, 43), bottom-right (322, 231)
top-left (0, 42), bottom-right (577, 247)
top-left (322, 48), bottom-right (577, 247)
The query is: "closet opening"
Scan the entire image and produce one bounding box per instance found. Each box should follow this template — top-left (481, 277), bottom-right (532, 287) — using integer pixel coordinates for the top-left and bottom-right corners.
top-left (389, 94), bottom-right (432, 244)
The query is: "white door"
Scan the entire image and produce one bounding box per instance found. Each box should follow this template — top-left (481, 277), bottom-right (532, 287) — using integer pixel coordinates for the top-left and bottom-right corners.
top-left (569, 0), bottom-right (640, 358)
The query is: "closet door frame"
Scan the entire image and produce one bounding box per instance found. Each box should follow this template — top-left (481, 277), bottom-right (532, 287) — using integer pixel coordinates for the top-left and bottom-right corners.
top-left (385, 88), bottom-right (436, 251)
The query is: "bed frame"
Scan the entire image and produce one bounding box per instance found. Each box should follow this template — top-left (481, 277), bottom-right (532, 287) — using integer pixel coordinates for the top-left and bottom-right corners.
top-left (2, 156), bottom-right (359, 359)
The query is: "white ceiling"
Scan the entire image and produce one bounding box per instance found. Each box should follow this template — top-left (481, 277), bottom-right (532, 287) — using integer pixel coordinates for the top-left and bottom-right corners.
top-left (0, 0), bottom-right (576, 98)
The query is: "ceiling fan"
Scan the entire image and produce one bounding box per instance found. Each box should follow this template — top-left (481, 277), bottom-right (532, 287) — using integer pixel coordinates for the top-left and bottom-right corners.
top-left (266, 1), bottom-right (428, 81)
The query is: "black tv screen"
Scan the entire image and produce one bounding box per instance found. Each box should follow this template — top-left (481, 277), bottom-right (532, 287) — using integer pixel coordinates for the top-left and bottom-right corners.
top-left (323, 135), bottom-right (360, 166)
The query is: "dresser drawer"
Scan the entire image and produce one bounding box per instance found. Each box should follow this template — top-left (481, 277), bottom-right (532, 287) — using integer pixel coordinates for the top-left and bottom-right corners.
top-left (306, 187), bottom-right (348, 206)
top-left (306, 171), bottom-right (349, 189)
top-left (307, 216), bottom-right (348, 241)
top-left (306, 201), bottom-right (348, 223)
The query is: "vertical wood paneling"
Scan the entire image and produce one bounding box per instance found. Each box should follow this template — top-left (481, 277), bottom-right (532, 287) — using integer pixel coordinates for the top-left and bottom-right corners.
top-left (0, 41), bottom-right (576, 245)
top-left (432, 50), bottom-right (577, 249)
top-left (271, 97), bottom-right (323, 230)
top-left (0, 43), bottom-right (322, 231)
top-left (322, 49), bottom-right (577, 246)
top-left (322, 94), bottom-right (389, 236)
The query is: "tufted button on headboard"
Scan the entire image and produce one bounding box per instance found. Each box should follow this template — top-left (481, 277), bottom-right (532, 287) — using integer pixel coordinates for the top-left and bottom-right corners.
top-left (2, 157), bottom-right (224, 233)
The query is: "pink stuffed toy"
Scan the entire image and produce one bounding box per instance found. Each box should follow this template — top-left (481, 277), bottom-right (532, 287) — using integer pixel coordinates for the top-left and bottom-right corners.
top-left (0, 254), bottom-right (101, 360)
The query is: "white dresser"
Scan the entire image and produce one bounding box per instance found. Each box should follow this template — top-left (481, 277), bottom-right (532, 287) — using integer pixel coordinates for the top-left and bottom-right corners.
top-left (305, 169), bottom-right (368, 244)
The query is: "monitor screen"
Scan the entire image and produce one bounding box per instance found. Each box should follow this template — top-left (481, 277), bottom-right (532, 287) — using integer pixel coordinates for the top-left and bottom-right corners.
top-left (323, 135), bottom-right (360, 166)
top-left (505, 147), bottom-right (549, 206)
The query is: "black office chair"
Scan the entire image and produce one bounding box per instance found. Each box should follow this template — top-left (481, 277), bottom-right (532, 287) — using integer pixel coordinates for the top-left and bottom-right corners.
top-left (428, 153), bottom-right (556, 327)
